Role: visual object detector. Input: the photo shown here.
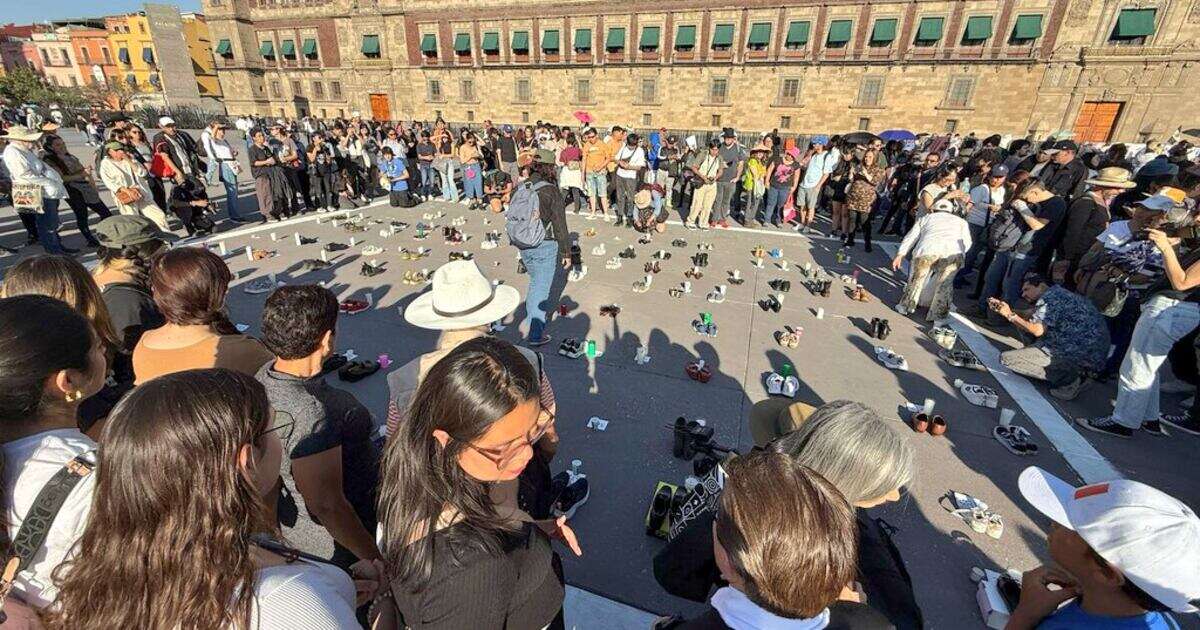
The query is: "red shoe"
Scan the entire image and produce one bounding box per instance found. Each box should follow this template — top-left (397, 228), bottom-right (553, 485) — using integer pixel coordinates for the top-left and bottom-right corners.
top-left (340, 299), bottom-right (369, 315)
top-left (718, 220), bottom-right (730, 229)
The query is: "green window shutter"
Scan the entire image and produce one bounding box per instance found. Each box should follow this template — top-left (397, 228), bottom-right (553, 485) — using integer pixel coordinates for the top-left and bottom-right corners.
top-left (259, 41), bottom-right (274, 57)
top-left (482, 32), bottom-right (499, 52)
top-left (454, 33), bottom-right (471, 53)
top-left (361, 35), bottom-right (380, 55)
top-left (280, 39), bottom-right (296, 57)
top-left (420, 33), bottom-right (437, 53)
top-left (785, 21), bottom-right (811, 46)
top-left (640, 26), bottom-right (660, 49)
top-left (963, 16), bottom-right (993, 41)
top-left (574, 28), bottom-right (592, 51)
top-left (915, 17), bottom-right (944, 42)
top-left (675, 25), bottom-right (696, 48)
top-left (871, 19), bottom-right (897, 43)
top-left (747, 22), bottom-right (772, 45)
top-left (301, 38), bottom-right (317, 56)
top-left (214, 39), bottom-right (231, 55)
top-left (1012, 14), bottom-right (1043, 40)
top-left (512, 31), bottom-right (530, 52)
top-left (826, 20), bottom-right (852, 44)
top-left (1114, 8), bottom-right (1156, 38)
top-left (606, 27), bottom-right (625, 50)
top-left (542, 30), bottom-right (560, 51)
top-left (712, 24), bottom-right (734, 47)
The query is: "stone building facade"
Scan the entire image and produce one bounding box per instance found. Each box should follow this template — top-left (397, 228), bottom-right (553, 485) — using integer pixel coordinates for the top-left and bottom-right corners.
top-left (203, 0), bottom-right (1200, 142)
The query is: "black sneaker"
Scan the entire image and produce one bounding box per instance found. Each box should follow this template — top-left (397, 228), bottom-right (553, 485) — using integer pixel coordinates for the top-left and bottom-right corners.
top-left (1075, 416), bottom-right (1134, 439)
top-left (553, 475), bottom-right (590, 520)
top-left (1141, 420), bottom-right (1169, 437)
top-left (1160, 414), bottom-right (1200, 436)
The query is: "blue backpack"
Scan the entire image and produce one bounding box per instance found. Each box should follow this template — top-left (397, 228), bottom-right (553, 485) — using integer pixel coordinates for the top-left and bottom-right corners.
top-left (505, 180), bottom-right (553, 249)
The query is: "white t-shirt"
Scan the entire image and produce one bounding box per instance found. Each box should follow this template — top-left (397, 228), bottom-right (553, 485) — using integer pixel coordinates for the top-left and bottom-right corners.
top-left (247, 562), bottom-right (359, 629)
top-left (615, 145), bottom-right (646, 180)
top-left (2, 429), bottom-right (97, 609)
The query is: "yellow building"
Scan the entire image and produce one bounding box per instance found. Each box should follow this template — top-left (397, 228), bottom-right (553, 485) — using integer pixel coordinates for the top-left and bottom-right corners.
top-left (105, 12), bottom-right (161, 97)
top-left (182, 12), bottom-right (222, 98)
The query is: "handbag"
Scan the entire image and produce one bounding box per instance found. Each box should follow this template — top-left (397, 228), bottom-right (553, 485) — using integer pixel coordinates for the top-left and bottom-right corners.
top-left (10, 183), bottom-right (43, 214)
top-left (115, 187), bottom-right (143, 205)
top-left (149, 152), bottom-right (176, 179)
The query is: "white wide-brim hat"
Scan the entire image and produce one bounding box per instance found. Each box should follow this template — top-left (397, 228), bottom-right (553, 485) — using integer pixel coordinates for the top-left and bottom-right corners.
top-left (3, 125), bottom-right (43, 142)
top-left (406, 260), bottom-right (520, 330)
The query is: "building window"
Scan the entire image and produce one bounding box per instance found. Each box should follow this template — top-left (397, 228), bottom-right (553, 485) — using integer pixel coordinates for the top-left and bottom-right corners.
top-left (869, 19), bottom-right (898, 48)
top-left (709, 77), bottom-right (728, 104)
top-left (711, 114), bottom-right (721, 127)
top-left (1009, 14), bottom-right (1043, 45)
top-left (1109, 8), bottom-right (1156, 45)
top-left (102, 47), bottom-right (111, 63)
top-left (467, 110), bottom-right (475, 122)
top-left (605, 27), bottom-right (626, 53)
top-left (675, 25), bottom-right (696, 50)
top-left (313, 81), bottom-right (325, 98)
top-left (421, 33), bottom-right (438, 57)
top-left (747, 22), bottom-right (771, 51)
top-left (640, 77), bottom-right (657, 103)
top-left (362, 34), bottom-right (381, 58)
top-left (427, 79), bottom-right (443, 101)
top-left (943, 76), bottom-right (975, 108)
top-left (858, 117), bottom-right (871, 130)
top-left (270, 80), bottom-right (282, 98)
top-left (712, 24), bottom-right (734, 51)
top-left (826, 20), bottom-right (852, 48)
top-left (913, 17), bottom-right (945, 47)
top-left (961, 16), bottom-right (993, 45)
top-left (460, 78), bottom-right (475, 101)
top-left (945, 119), bottom-right (959, 133)
top-left (291, 79), bottom-right (302, 96)
top-left (777, 77), bottom-right (801, 105)
top-left (69, 76), bottom-right (77, 87)
top-left (81, 48), bottom-right (91, 64)
top-left (331, 81), bottom-right (342, 98)
top-left (41, 49), bottom-right (50, 65)
top-left (856, 76), bottom-right (884, 107)
top-left (642, 113), bottom-right (652, 126)
top-left (780, 115), bottom-right (792, 129)
top-left (522, 111), bottom-right (530, 123)
top-left (575, 78), bottom-right (591, 103)
top-left (515, 77), bottom-right (532, 103)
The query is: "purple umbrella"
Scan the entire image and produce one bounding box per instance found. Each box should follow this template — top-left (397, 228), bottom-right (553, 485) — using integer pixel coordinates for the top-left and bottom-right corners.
top-left (880, 129), bottom-right (916, 141)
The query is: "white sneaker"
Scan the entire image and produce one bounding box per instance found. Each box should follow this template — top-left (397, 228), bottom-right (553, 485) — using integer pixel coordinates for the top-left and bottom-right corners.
top-left (895, 303), bottom-right (910, 316)
top-left (459, 199), bottom-right (471, 206)
top-left (765, 373), bottom-right (784, 396)
top-left (874, 346), bottom-right (909, 371)
top-left (361, 245), bottom-right (384, 256)
top-left (591, 244), bottom-right (606, 256)
top-left (568, 265), bottom-right (588, 282)
top-left (957, 381), bottom-right (999, 408)
top-left (782, 375), bottom-right (799, 398)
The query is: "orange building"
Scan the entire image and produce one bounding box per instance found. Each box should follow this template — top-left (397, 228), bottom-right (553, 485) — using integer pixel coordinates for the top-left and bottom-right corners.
top-left (67, 28), bottom-right (119, 88)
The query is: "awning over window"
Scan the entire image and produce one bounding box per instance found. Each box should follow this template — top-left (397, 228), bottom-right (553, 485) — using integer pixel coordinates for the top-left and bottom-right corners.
top-left (453, 33), bottom-right (470, 53)
top-left (511, 31), bottom-right (529, 52)
top-left (1012, 14), bottom-right (1043, 40)
top-left (420, 34), bottom-right (437, 53)
top-left (142, 48), bottom-right (154, 64)
top-left (964, 16), bottom-right (993, 41)
top-left (785, 21), bottom-right (810, 46)
top-left (259, 41), bottom-right (274, 58)
top-left (675, 25), bottom-right (696, 48)
top-left (280, 39), bottom-right (296, 57)
top-left (574, 28), bottom-right (592, 50)
top-left (361, 35), bottom-right (380, 55)
top-left (640, 26), bottom-right (660, 49)
top-left (118, 47), bottom-right (130, 64)
top-left (826, 20), bottom-right (852, 44)
top-left (542, 30), bottom-right (560, 51)
top-left (871, 19), bottom-right (897, 43)
top-left (1114, 8), bottom-right (1156, 38)
top-left (482, 31), bottom-right (500, 52)
top-left (712, 24), bottom-right (734, 47)
top-left (125, 73), bottom-right (136, 86)
top-left (748, 23), bottom-right (771, 45)
top-left (302, 38), bottom-right (317, 56)
top-left (915, 17), bottom-right (944, 42)
top-left (605, 27), bottom-right (625, 50)
top-left (215, 39), bottom-right (232, 55)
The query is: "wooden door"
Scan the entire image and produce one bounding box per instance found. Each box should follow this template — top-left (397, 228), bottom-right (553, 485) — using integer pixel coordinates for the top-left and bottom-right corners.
top-left (369, 93), bottom-right (391, 121)
top-left (1072, 102), bottom-right (1122, 143)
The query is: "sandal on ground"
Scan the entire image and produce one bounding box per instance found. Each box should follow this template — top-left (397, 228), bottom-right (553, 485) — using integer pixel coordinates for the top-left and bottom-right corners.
top-left (337, 360), bottom-right (380, 382)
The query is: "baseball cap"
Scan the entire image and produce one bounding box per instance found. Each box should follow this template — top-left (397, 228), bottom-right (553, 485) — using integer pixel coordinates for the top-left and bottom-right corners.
top-left (158, 116), bottom-right (176, 127)
top-left (931, 199), bottom-right (957, 214)
top-left (1038, 140), bottom-right (1058, 154)
top-left (501, 124), bottom-right (513, 133)
top-left (1019, 466), bottom-right (1200, 613)
top-left (94, 215), bottom-right (178, 248)
top-left (1136, 187), bottom-right (1188, 213)
top-left (990, 164), bottom-right (1010, 177)
top-left (811, 134), bottom-right (829, 146)
top-left (1052, 139), bottom-right (1079, 153)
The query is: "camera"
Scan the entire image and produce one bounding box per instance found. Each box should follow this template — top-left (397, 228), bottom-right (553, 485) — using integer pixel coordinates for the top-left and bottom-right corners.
top-left (670, 418), bottom-right (733, 477)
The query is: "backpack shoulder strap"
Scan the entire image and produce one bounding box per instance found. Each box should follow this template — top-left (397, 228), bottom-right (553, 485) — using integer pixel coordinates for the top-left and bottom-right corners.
top-left (2, 454), bottom-right (94, 593)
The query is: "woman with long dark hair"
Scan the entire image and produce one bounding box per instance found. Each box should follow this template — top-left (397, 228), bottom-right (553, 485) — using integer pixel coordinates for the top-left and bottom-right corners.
top-left (41, 134), bottom-right (112, 246)
top-left (49, 368), bottom-right (367, 629)
top-left (377, 336), bottom-right (579, 629)
top-left (132, 247), bottom-right (271, 383)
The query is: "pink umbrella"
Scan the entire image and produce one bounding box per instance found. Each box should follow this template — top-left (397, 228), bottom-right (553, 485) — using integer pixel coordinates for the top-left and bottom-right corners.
top-left (573, 110), bottom-right (593, 124)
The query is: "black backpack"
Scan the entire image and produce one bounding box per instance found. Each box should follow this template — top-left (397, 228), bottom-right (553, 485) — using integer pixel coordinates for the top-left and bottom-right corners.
top-left (987, 207), bottom-right (1024, 252)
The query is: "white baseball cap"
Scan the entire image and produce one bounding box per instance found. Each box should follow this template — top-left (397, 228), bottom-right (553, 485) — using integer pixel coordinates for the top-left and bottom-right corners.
top-left (931, 199), bottom-right (957, 214)
top-left (158, 116), bottom-right (176, 127)
top-left (1019, 466), bottom-right (1200, 613)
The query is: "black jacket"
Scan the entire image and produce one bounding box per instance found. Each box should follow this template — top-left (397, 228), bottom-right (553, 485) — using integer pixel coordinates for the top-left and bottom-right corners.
top-left (528, 172), bottom-right (571, 258)
top-left (1057, 195), bottom-right (1109, 263)
top-left (1039, 158), bottom-right (1088, 201)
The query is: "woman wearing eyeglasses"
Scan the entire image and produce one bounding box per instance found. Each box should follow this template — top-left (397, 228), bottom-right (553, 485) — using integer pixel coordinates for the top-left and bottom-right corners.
top-left (49, 368), bottom-right (379, 629)
top-left (376, 336), bottom-right (580, 630)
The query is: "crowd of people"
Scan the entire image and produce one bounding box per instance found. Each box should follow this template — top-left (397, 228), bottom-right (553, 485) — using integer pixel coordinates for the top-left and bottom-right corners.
top-left (1, 102), bottom-right (1200, 629)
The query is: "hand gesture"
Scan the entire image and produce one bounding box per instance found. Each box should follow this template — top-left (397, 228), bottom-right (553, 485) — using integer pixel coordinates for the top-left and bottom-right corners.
top-left (1146, 228), bottom-right (1172, 252)
top-left (988, 298), bottom-right (1013, 319)
top-left (349, 558), bottom-right (387, 607)
top-left (1011, 566), bottom-right (1080, 625)
top-left (891, 256), bottom-right (903, 272)
top-left (537, 516), bottom-right (582, 556)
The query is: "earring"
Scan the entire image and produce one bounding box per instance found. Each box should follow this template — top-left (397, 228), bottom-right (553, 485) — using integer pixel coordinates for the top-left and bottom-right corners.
top-left (65, 390), bottom-right (82, 403)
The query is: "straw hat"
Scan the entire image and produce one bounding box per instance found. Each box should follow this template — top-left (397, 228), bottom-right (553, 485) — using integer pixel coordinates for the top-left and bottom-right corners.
top-left (1085, 167), bottom-right (1136, 189)
top-left (3, 125), bottom-right (43, 142)
top-left (405, 261), bottom-right (520, 330)
top-left (634, 189), bottom-right (652, 208)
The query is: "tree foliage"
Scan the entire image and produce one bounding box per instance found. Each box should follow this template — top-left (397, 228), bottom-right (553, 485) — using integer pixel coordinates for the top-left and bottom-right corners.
top-left (0, 67), bottom-right (87, 108)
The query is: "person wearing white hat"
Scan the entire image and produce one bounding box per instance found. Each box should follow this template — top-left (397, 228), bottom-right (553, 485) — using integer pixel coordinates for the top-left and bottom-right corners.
top-left (891, 197), bottom-right (972, 323)
top-left (1, 125), bottom-right (72, 254)
top-left (1009, 466), bottom-right (1199, 629)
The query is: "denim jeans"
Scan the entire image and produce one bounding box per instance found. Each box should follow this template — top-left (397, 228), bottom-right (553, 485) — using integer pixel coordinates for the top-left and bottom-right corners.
top-left (762, 186), bottom-right (789, 225)
top-left (1111, 297), bottom-right (1200, 428)
top-left (418, 162), bottom-right (435, 197)
top-left (978, 250), bottom-right (1034, 312)
top-left (438, 159), bottom-right (459, 201)
top-left (35, 198), bottom-right (64, 254)
top-left (220, 164), bottom-right (244, 220)
top-left (957, 223), bottom-right (988, 278)
top-left (520, 240), bottom-right (561, 342)
top-left (462, 164), bottom-right (483, 199)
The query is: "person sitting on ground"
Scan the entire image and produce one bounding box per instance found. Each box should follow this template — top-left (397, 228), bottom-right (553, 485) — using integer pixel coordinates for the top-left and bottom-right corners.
top-left (991, 273), bottom-right (1110, 399)
top-left (133, 247), bottom-right (272, 384)
top-left (48, 369), bottom-right (374, 629)
top-left (168, 176), bottom-right (216, 237)
top-left (657, 450), bottom-right (886, 630)
top-left (483, 166), bottom-right (514, 214)
top-left (892, 198), bottom-right (972, 324)
top-left (0, 295), bottom-right (107, 616)
top-left (656, 400), bottom-right (921, 629)
top-left (257, 285), bottom-right (382, 570)
top-left (1005, 466), bottom-right (1199, 630)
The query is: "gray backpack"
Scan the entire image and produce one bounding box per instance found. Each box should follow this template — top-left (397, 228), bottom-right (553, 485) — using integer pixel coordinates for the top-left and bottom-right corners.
top-left (506, 180), bottom-right (553, 249)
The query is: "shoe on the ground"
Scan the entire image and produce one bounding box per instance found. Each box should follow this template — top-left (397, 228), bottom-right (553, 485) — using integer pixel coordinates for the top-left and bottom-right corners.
top-left (940, 349), bottom-right (984, 371)
top-left (558, 338), bottom-right (585, 359)
top-left (765, 372), bottom-right (784, 395)
top-left (1049, 376), bottom-right (1091, 401)
top-left (339, 299), bottom-right (369, 315)
top-left (361, 245), bottom-right (384, 256)
top-left (1141, 419), bottom-right (1169, 437)
top-left (1159, 414), bottom-right (1200, 436)
top-left (568, 265), bottom-right (588, 282)
top-left (895, 303), bottom-right (910, 316)
top-left (338, 359), bottom-right (380, 382)
top-left (243, 277), bottom-right (276, 294)
top-left (875, 346), bottom-right (909, 371)
top-left (360, 261), bottom-right (385, 277)
top-left (958, 382), bottom-right (998, 408)
top-left (1075, 416), bottom-right (1134, 439)
top-left (552, 473), bottom-right (590, 520)
top-left (324, 242), bottom-right (349, 252)
top-left (299, 258), bottom-right (331, 273)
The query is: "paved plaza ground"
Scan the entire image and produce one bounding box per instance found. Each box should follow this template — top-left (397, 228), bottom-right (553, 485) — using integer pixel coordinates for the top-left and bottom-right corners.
top-left (4, 131), bottom-right (1194, 629)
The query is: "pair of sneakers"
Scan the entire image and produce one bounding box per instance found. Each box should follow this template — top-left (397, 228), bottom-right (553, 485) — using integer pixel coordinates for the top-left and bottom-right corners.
top-left (766, 372), bottom-right (800, 398)
top-left (875, 346), bottom-right (909, 371)
top-left (929, 325), bottom-right (958, 350)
